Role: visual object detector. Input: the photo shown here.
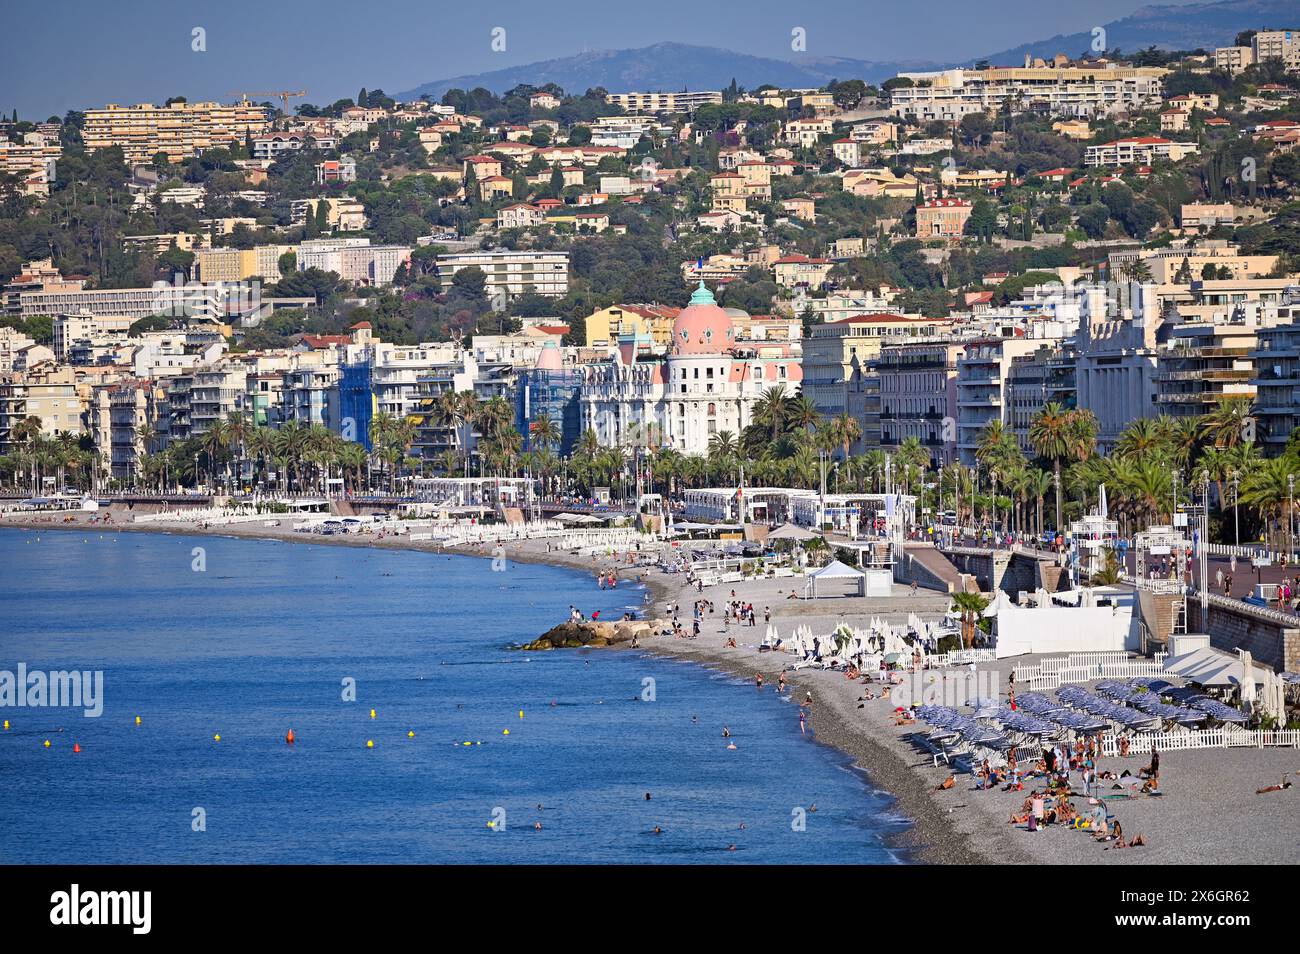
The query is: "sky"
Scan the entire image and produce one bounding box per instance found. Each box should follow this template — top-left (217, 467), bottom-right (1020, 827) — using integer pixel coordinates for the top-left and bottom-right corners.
top-left (1, 0), bottom-right (1209, 119)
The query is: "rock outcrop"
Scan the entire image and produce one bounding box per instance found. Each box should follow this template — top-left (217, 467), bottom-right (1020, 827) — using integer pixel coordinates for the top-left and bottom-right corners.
top-left (522, 618), bottom-right (667, 650)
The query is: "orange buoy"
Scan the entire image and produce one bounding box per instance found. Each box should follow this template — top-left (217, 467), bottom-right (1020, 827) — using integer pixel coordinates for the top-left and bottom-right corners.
top-left (73, 742), bottom-right (81, 753)
top-left (286, 728), bottom-right (295, 744)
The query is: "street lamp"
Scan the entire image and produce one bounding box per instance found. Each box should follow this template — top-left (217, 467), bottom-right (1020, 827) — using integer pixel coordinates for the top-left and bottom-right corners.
top-left (1199, 469), bottom-right (1210, 632)
top-left (1289, 474), bottom-right (1296, 561)
top-left (1229, 469), bottom-right (1239, 547)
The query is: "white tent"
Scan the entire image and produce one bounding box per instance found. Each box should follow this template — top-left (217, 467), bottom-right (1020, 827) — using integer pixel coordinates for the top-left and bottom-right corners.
top-left (803, 559), bottom-right (866, 598)
top-left (1238, 649), bottom-right (1257, 711)
top-left (768, 523), bottom-right (818, 541)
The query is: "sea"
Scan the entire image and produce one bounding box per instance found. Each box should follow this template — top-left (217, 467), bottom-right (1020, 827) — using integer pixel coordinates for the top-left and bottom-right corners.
top-left (0, 527), bottom-right (908, 864)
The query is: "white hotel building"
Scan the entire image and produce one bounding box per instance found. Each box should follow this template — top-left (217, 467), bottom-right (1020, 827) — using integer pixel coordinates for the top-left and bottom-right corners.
top-left (580, 283), bottom-right (803, 456)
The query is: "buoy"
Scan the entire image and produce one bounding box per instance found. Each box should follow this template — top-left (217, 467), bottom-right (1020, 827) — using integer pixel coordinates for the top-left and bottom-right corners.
top-left (407, 730), bottom-right (415, 738)
top-left (134, 715), bottom-right (142, 726)
top-left (286, 728), bottom-right (295, 744)
top-left (463, 741), bottom-right (472, 746)
top-left (73, 742), bottom-right (81, 753)
top-left (366, 739), bottom-right (374, 748)
top-left (43, 739), bottom-right (51, 748)
top-left (486, 821), bottom-right (495, 828)
top-left (369, 708), bottom-right (376, 719)
top-left (503, 729), bottom-right (509, 735)
top-left (213, 733), bottom-right (221, 742)
top-left (3, 719), bottom-right (9, 730)
top-left (519, 710), bottom-right (524, 719)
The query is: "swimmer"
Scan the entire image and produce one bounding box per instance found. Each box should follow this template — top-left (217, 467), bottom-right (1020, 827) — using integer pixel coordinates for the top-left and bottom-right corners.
top-left (653, 826), bottom-right (663, 835)
top-left (722, 726), bottom-right (730, 738)
top-left (644, 792), bottom-right (652, 801)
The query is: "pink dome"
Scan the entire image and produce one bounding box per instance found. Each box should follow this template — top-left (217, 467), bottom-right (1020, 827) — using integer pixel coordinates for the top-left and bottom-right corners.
top-left (671, 282), bottom-right (734, 355)
top-left (533, 341), bottom-right (563, 371)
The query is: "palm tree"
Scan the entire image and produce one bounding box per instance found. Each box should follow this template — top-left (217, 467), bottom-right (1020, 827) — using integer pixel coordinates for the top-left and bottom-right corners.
top-left (1200, 397), bottom-right (1252, 450)
top-left (752, 385), bottom-right (789, 442)
top-left (1241, 454), bottom-right (1300, 550)
top-left (528, 413), bottom-right (560, 453)
top-left (1028, 401), bottom-right (1073, 533)
top-left (949, 590), bottom-right (990, 648)
top-left (201, 419), bottom-right (230, 490)
top-left (1114, 417), bottom-right (1165, 462)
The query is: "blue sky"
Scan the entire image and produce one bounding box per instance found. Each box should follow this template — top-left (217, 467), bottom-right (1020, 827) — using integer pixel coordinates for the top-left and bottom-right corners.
top-left (2, 0), bottom-right (1206, 119)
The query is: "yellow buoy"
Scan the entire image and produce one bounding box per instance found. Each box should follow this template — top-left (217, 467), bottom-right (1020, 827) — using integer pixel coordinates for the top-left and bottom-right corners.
top-left (407, 730), bottom-right (415, 738)
top-left (369, 708), bottom-right (376, 719)
top-left (3, 720), bottom-right (9, 730)
top-left (366, 739), bottom-right (374, 748)
top-left (213, 733), bottom-right (221, 742)
top-left (134, 715), bottom-right (142, 726)
top-left (486, 821), bottom-right (495, 828)
top-left (518, 710), bottom-right (524, 719)
top-left (503, 729), bottom-right (509, 735)
top-left (43, 739), bottom-right (51, 748)
top-left (463, 741), bottom-right (472, 746)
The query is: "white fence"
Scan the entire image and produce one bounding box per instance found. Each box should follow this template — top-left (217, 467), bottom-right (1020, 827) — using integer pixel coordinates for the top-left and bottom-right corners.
top-left (1013, 652), bottom-right (1168, 691)
top-left (1100, 727), bottom-right (1300, 756)
top-left (926, 649), bottom-right (996, 668)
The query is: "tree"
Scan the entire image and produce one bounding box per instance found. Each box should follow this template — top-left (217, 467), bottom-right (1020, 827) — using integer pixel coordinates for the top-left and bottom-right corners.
top-left (949, 591), bottom-right (989, 648)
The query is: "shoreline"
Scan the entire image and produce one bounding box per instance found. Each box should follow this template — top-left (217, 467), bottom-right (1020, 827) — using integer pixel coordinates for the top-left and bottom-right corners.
top-left (16, 513), bottom-right (1297, 864)
top-left (2, 513), bottom-right (988, 864)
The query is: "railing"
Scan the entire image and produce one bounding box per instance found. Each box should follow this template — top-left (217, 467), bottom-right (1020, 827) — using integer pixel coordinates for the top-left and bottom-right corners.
top-left (1099, 728), bottom-right (1300, 756)
top-left (925, 648), bottom-right (996, 668)
top-left (1013, 652), bottom-right (1168, 690)
top-left (1122, 573), bottom-right (1187, 595)
top-left (1196, 591), bottom-right (1300, 627)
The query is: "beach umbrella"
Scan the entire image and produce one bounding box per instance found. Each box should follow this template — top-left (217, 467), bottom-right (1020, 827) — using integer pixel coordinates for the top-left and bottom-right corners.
top-left (1238, 650), bottom-right (1257, 713)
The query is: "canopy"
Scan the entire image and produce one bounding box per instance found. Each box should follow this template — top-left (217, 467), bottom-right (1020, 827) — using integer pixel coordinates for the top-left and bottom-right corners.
top-left (767, 523), bottom-right (818, 541)
top-left (804, 559), bottom-right (866, 598)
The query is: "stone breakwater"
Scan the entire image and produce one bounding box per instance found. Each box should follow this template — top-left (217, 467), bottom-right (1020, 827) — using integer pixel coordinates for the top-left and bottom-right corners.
top-left (522, 618), bottom-right (670, 650)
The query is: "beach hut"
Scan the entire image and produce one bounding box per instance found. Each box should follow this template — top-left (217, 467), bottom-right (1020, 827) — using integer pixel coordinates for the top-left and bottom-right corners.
top-left (767, 523), bottom-right (818, 541)
top-left (803, 560), bottom-right (867, 599)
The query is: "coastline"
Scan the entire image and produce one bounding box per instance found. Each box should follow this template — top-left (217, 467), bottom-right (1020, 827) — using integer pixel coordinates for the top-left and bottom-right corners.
top-left (2, 513), bottom-right (991, 864)
top-left (19, 513), bottom-right (1298, 864)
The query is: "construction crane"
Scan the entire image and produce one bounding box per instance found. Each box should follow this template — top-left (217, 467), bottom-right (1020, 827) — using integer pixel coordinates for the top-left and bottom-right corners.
top-left (229, 90), bottom-right (307, 115)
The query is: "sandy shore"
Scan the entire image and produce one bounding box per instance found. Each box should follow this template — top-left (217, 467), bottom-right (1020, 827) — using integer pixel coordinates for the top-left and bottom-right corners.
top-left (6, 510), bottom-right (1297, 864)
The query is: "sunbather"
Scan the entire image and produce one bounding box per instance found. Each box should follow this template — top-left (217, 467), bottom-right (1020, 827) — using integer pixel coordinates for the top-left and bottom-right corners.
top-left (1256, 775), bottom-right (1291, 794)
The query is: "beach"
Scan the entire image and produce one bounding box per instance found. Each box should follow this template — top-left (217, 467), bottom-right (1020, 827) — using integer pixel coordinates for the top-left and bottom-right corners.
top-left (5, 508), bottom-right (1297, 864)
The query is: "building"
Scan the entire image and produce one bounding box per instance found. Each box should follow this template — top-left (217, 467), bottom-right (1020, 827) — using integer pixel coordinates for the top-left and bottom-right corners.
top-left (889, 65), bottom-right (1166, 121)
top-left (516, 341), bottom-right (583, 456)
top-left (580, 282), bottom-right (802, 456)
top-left (1005, 344), bottom-right (1077, 453)
top-left (1073, 284), bottom-right (1163, 451)
top-left (955, 336), bottom-right (1053, 465)
top-left (1213, 46), bottom-right (1255, 75)
top-left (1084, 136), bottom-right (1199, 167)
top-left (194, 245), bottom-right (292, 283)
top-left (0, 140), bottom-right (60, 197)
top-left (83, 101), bottom-right (270, 164)
top-left (250, 131), bottom-right (338, 159)
top-left (877, 341), bottom-right (965, 465)
top-left (315, 158), bottom-right (356, 184)
top-left (1179, 203), bottom-right (1235, 228)
top-left (802, 314), bottom-right (952, 424)
top-left (296, 239), bottom-right (411, 286)
top-left (435, 249), bottom-right (570, 299)
top-left (290, 197), bottom-right (367, 232)
top-left (584, 303), bottom-right (680, 349)
top-left (603, 91), bottom-right (723, 114)
top-left (1251, 289), bottom-right (1300, 454)
top-left (1154, 317), bottom-right (1260, 421)
top-left (915, 199), bottom-right (972, 239)
top-left (1252, 30), bottom-right (1300, 70)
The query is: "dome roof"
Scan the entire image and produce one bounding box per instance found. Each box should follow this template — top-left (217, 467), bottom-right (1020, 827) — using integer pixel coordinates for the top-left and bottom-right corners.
top-left (533, 340), bottom-right (563, 371)
top-left (670, 282), bottom-right (734, 356)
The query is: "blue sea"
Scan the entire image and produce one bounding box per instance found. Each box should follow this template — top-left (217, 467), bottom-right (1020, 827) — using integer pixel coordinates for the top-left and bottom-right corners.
top-left (0, 527), bottom-right (907, 864)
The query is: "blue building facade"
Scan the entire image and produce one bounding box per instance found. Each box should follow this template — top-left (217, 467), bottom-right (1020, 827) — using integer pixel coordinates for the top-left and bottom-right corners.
top-left (338, 362), bottom-right (375, 450)
top-left (516, 366), bottom-right (582, 456)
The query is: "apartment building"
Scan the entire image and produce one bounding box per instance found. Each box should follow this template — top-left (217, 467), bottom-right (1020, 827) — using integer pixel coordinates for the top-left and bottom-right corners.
top-left (889, 65), bottom-right (1166, 121)
top-left (801, 314), bottom-right (952, 423)
top-left (584, 304), bottom-right (680, 349)
top-left (435, 249), bottom-right (570, 299)
top-left (1250, 289), bottom-right (1300, 453)
top-left (1073, 284), bottom-right (1163, 451)
top-left (877, 341), bottom-right (965, 465)
top-left (1252, 30), bottom-right (1300, 70)
top-left (83, 101), bottom-right (270, 164)
top-left (954, 337), bottom-right (1049, 465)
top-left (290, 197), bottom-right (367, 232)
top-left (1213, 46), bottom-right (1255, 74)
top-left (0, 140), bottom-right (60, 196)
top-left (1154, 318), bottom-right (1260, 420)
top-left (1084, 136), bottom-right (1199, 167)
top-left (296, 239), bottom-right (411, 286)
top-left (603, 91), bottom-right (723, 114)
top-left (250, 131), bottom-right (338, 159)
top-left (194, 245), bottom-right (293, 283)
top-left (1005, 345), bottom-right (1077, 453)
top-left (0, 365), bottom-right (87, 458)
